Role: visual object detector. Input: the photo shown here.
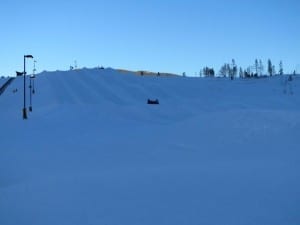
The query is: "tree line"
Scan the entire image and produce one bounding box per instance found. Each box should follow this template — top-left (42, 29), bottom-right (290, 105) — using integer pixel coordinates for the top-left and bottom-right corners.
top-left (200, 59), bottom-right (295, 79)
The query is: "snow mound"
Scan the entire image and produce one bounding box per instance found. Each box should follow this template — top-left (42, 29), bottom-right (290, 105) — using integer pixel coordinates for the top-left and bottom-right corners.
top-left (1, 68), bottom-right (300, 225)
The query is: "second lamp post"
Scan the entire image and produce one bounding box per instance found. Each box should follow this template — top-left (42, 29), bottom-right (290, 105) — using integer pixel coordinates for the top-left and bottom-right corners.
top-left (23, 54), bottom-right (33, 119)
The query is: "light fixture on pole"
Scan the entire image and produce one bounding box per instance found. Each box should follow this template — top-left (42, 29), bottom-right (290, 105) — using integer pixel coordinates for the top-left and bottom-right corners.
top-left (23, 54), bottom-right (33, 119)
top-left (16, 71), bottom-right (24, 76)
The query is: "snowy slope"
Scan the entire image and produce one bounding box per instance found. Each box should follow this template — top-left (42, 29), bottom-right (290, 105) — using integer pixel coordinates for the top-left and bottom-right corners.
top-left (0, 77), bottom-right (9, 89)
top-left (0, 78), bottom-right (7, 87)
top-left (1, 68), bottom-right (300, 225)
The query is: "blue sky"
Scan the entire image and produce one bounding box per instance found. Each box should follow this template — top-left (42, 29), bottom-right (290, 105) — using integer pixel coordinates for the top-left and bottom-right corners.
top-left (1, 0), bottom-right (300, 76)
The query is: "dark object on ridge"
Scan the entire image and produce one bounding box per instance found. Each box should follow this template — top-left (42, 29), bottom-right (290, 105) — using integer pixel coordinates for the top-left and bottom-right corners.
top-left (16, 71), bottom-right (24, 76)
top-left (147, 99), bottom-right (159, 105)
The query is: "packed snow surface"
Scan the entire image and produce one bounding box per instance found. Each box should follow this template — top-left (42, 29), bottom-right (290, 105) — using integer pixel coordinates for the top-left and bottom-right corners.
top-left (1, 68), bottom-right (300, 225)
top-left (0, 77), bottom-right (9, 90)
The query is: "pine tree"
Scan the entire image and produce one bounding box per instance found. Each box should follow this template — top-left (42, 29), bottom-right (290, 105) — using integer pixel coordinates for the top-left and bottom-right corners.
top-left (203, 67), bottom-right (215, 77)
top-left (210, 68), bottom-right (215, 77)
top-left (268, 59), bottom-right (273, 76)
top-left (259, 60), bottom-right (264, 76)
top-left (239, 67), bottom-right (243, 78)
top-left (279, 61), bottom-right (283, 75)
top-left (232, 59), bottom-right (237, 79)
top-left (203, 67), bottom-right (207, 76)
top-left (246, 66), bottom-right (251, 77)
top-left (255, 59), bottom-right (259, 75)
top-left (272, 65), bottom-right (276, 75)
top-left (226, 64), bottom-right (230, 77)
top-left (219, 64), bottom-right (227, 77)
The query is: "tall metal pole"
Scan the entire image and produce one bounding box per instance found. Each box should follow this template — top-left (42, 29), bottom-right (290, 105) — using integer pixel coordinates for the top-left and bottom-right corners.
top-left (22, 55), bottom-right (33, 119)
top-left (32, 78), bottom-right (35, 94)
top-left (33, 60), bottom-right (36, 94)
top-left (29, 76), bottom-right (32, 112)
top-left (29, 60), bottom-right (36, 111)
top-left (23, 56), bottom-right (27, 119)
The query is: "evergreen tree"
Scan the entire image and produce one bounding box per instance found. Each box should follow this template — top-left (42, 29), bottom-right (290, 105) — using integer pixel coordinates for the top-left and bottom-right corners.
top-left (232, 59), bottom-right (237, 79)
top-left (199, 70), bottom-right (203, 77)
top-left (219, 60), bottom-right (237, 78)
top-left (272, 65), bottom-right (276, 75)
top-left (219, 64), bottom-right (227, 77)
top-left (239, 67), bottom-right (243, 78)
top-left (226, 64), bottom-right (230, 77)
top-left (203, 67), bottom-right (215, 77)
top-left (259, 60), bottom-right (264, 76)
top-left (210, 68), bottom-right (215, 77)
top-left (203, 67), bottom-right (207, 76)
top-left (279, 61), bottom-right (283, 75)
top-left (255, 59), bottom-right (259, 75)
top-left (246, 66), bottom-right (251, 77)
top-left (268, 59), bottom-right (273, 76)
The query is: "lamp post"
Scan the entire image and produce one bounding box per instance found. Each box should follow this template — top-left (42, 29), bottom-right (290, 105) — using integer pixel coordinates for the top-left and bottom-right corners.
top-left (29, 76), bottom-right (33, 112)
top-left (29, 60), bottom-right (36, 112)
top-left (32, 60), bottom-right (36, 94)
top-left (32, 77), bottom-right (35, 94)
top-left (23, 55), bottom-right (33, 119)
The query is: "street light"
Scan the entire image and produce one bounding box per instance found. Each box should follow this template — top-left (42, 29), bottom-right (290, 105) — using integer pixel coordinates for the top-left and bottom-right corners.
top-left (29, 76), bottom-right (33, 112)
top-left (29, 60), bottom-right (36, 112)
top-left (32, 60), bottom-right (36, 94)
top-left (23, 54), bottom-right (33, 119)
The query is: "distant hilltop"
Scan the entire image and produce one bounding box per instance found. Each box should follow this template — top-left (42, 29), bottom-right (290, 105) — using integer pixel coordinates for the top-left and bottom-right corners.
top-left (117, 69), bottom-right (179, 77)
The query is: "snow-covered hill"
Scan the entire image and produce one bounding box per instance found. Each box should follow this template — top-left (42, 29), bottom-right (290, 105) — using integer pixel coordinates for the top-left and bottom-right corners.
top-left (0, 77), bottom-right (9, 90)
top-left (1, 68), bottom-right (300, 225)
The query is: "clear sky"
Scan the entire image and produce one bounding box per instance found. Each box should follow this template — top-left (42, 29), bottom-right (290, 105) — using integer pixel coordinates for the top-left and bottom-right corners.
top-left (1, 0), bottom-right (300, 76)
